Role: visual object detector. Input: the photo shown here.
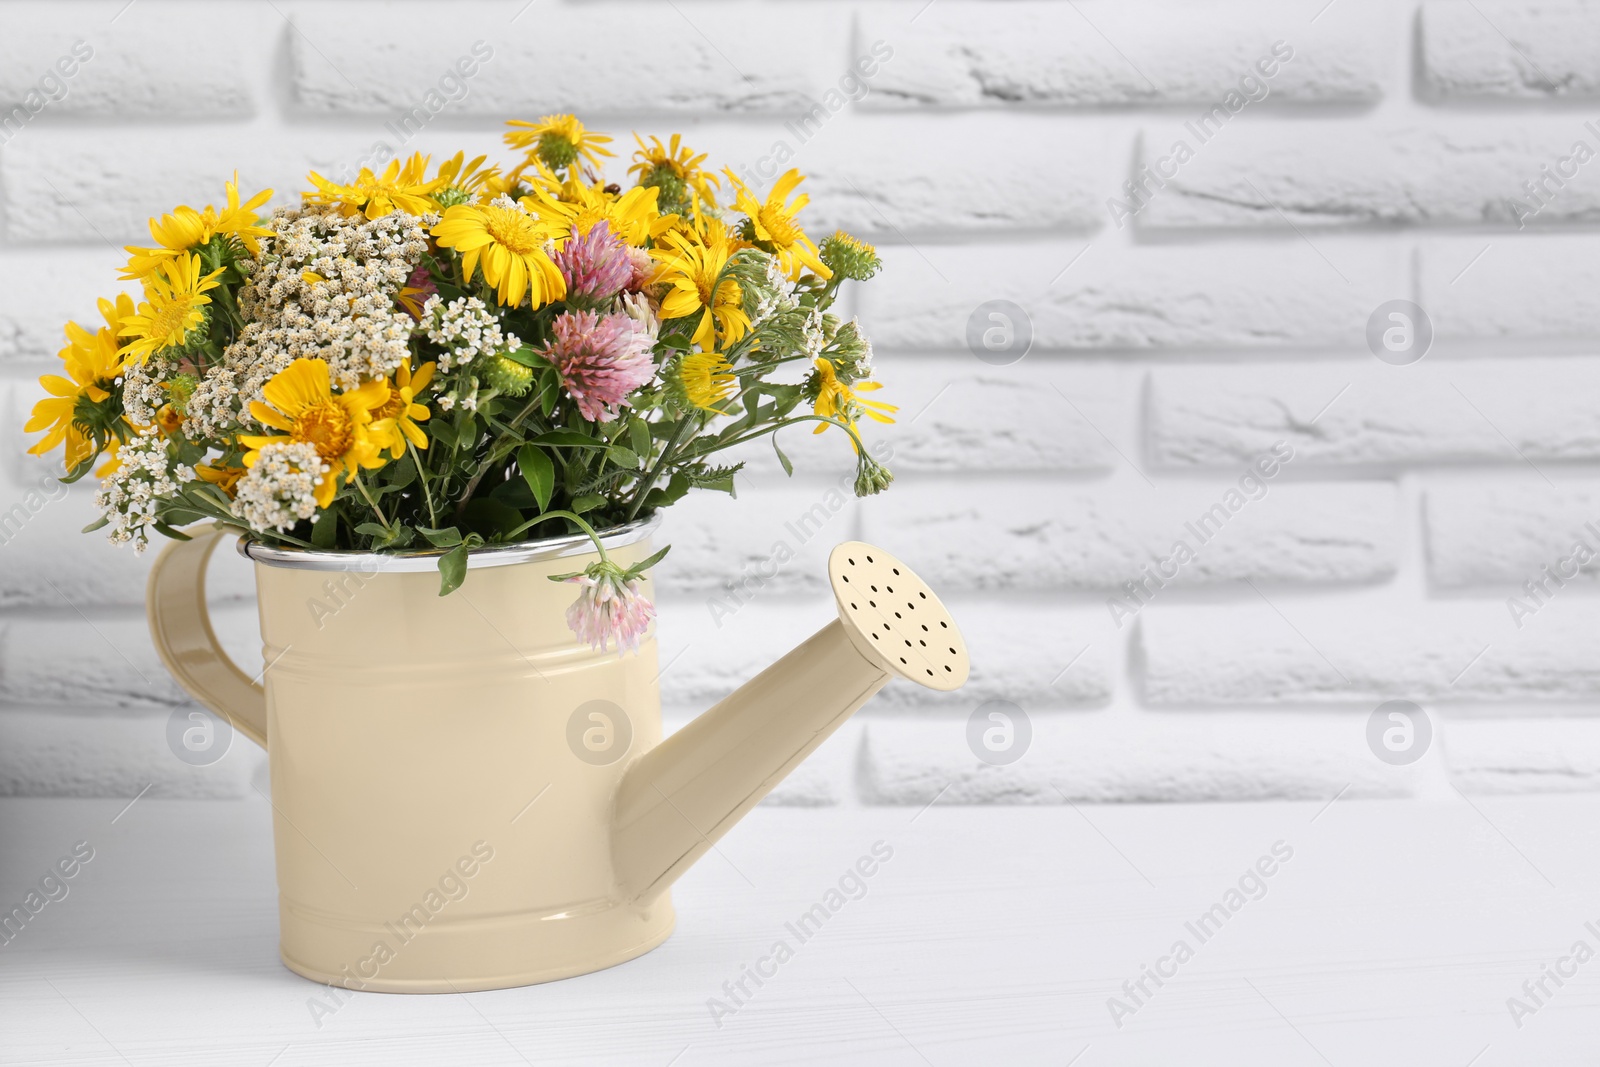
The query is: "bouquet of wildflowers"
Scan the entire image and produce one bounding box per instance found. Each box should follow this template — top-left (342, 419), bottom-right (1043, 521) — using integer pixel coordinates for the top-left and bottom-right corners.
top-left (26, 116), bottom-right (894, 649)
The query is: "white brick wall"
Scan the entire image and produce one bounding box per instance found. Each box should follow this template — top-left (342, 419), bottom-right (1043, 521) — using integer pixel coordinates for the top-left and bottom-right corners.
top-left (5, 0), bottom-right (1600, 807)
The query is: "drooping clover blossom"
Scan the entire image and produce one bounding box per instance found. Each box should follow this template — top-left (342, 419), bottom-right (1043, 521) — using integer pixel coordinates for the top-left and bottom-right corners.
top-left (550, 220), bottom-right (634, 305)
top-left (564, 565), bottom-right (656, 655)
top-left (542, 309), bottom-right (656, 422)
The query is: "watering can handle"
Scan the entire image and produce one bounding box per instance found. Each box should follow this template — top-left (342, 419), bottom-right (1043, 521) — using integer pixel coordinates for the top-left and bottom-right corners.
top-left (146, 524), bottom-right (269, 750)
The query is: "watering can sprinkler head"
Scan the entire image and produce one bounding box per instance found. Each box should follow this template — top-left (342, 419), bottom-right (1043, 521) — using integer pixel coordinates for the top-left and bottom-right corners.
top-left (610, 541), bottom-right (969, 903)
top-left (825, 541), bottom-right (970, 692)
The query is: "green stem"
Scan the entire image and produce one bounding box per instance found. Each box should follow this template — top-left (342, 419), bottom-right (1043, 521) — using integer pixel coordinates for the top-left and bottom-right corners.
top-left (353, 474), bottom-right (394, 535)
top-left (625, 415), bottom-right (691, 522)
top-left (680, 413), bottom-right (866, 462)
top-left (453, 394), bottom-right (542, 518)
top-left (407, 439), bottom-right (438, 528)
top-left (503, 509), bottom-right (608, 558)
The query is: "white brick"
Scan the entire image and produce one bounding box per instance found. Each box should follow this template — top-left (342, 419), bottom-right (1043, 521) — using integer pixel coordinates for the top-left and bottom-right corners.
top-left (0, 249), bottom-right (127, 362)
top-left (0, 708), bottom-right (261, 798)
top-left (1444, 718), bottom-right (1600, 794)
top-left (1136, 120), bottom-right (1600, 231)
top-left (860, 1), bottom-right (1386, 108)
top-left (654, 482), bottom-right (856, 600)
top-left (860, 479), bottom-right (1397, 590)
top-left (1141, 599), bottom-right (1600, 705)
top-left (801, 115), bottom-right (1105, 237)
top-left (1422, 236), bottom-right (1600, 341)
top-left (859, 714), bottom-right (1415, 804)
top-left (1150, 359), bottom-right (1600, 468)
top-left (725, 358), bottom-right (1121, 478)
top-left (653, 597), bottom-right (1112, 710)
top-left (0, 2), bottom-right (259, 118)
top-left (859, 242), bottom-right (1403, 351)
top-left (1421, 0), bottom-right (1600, 101)
top-left (0, 605), bottom-right (260, 709)
top-left (1, 129), bottom-right (340, 245)
top-left (289, 2), bottom-right (836, 114)
top-left (1426, 481), bottom-right (1600, 588)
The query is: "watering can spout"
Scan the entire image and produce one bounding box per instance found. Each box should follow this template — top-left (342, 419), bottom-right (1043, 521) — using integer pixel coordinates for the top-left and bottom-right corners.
top-left (610, 542), bottom-right (969, 903)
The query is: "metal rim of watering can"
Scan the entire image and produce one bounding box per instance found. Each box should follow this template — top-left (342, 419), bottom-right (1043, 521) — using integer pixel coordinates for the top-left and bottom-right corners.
top-left (236, 513), bottom-right (662, 573)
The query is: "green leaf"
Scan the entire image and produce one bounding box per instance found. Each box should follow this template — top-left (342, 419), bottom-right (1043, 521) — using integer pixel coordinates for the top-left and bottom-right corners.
top-left (354, 522), bottom-right (393, 541)
top-left (657, 332), bottom-right (692, 352)
top-left (644, 471), bottom-right (692, 510)
top-left (81, 516), bottom-right (110, 534)
top-left (383, 454), bottom-right (418, 491)
top-left (417, 525), bottom-right (463, 548)
top-left (501, 344), bottom-right (541, 368)
top-left (532, 430), bottom-right (608, 450)
top-left (463, 498), bottom-right (523, 539)
top-left (152, 522), bottom-right (193, 542)
top-left (430, 419), bottom-right (457, 450)
top-left (624, 544), bottom-right (672, 577)
top-left (311, 507), bottom-right (338, 548)
top-left (607, 445), bottom-right (640, 469)
top-left (438, 543), bottom-right (470, 596)
top-left (537, 368), bottom-right (559, 418)
top-left (772, 437), bottom-right (794, 477)
top-left (516, 444), bottom-right (555, 511)
top-left (570, 493), bottom-right (605, 514)
top-left (629, 418), bottom-right (652, 459)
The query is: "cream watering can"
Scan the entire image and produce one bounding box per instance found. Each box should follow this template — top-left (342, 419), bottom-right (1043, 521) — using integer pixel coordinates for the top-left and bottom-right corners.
top-left (147, 518), bottom-right (969, 992)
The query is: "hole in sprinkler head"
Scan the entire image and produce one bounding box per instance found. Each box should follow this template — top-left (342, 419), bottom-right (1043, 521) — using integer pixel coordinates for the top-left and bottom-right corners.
top-left (895, 611), bottom-right (902, 618)
top-left (904, 639), bottom-right (911, 647)
top-left (919, 640), bottom-right (926, 646)
top-left (940, 621), bottom-right (948, 629)
top-left (869, 600), bottom-right (877, 607)
top-left (887, 586), bottom-right (894, 594)
top-left (899, 657), bottom-right (906, 664)
top-left (944, 665), bottom-right (952, 673)
top-left (949, 647), bottom-right (957, 655)
top-left (867, 555), bottom-right (874, 563)
top-left (893, 567), bottom-right (900, 575)
top-left (921, 624), bottom-right (929, 632)
top-left (851, 602), bottom-right (857, 609)
top-left (883, 623), bottom-right (891, 631)
top-left (871, 585), bottom-right (878, 592)
top-left (871, 633), bottom-right (879, 641)
top-left (842, 575), bottom-right (849, 583)
top-left (925, 669), bottom-right (933, 677)
top-left (848, 558), bottom-right (855, 566)
top-left (919, 592), bottom-right (927, 600)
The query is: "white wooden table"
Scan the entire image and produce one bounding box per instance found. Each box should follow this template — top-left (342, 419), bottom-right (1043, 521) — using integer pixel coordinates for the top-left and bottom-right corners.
top-left (2, 794), bottom-right (1597, 1065)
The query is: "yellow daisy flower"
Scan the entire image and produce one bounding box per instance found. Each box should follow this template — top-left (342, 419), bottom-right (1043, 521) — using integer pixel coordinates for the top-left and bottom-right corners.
top-left (305, 153), bottom-right (446, 220)
top-left (629, 133), bottom-right (720, 208)
top-left (433, 152), bottom-right (503, 198)
top-left (505, 114), bottom-right (613, 173)
top-left (121, 173), bottom-right (274, 281)
top-left (650, 217), bottom-right (751, 351)
top-left (118, 253), bottom-right (224, 364)
top-left (195, 461), bottom-right (246, 496)
top-left (239, 358), bottom-right (391, 507)
top-left (678, 349), bottom-right (737, 414)
top-left (811, 357), bottom-right (895, 451)
top-left (431, 202), bottom-right (566, 308)
top-left (26, 295), bottom-right (133, 468)
top-left (725, 167), bottom-right (831, 281)
top-left (368, 360), bottom-right (435, 458)
top-left (522, 179), bottom-right (668, 248)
